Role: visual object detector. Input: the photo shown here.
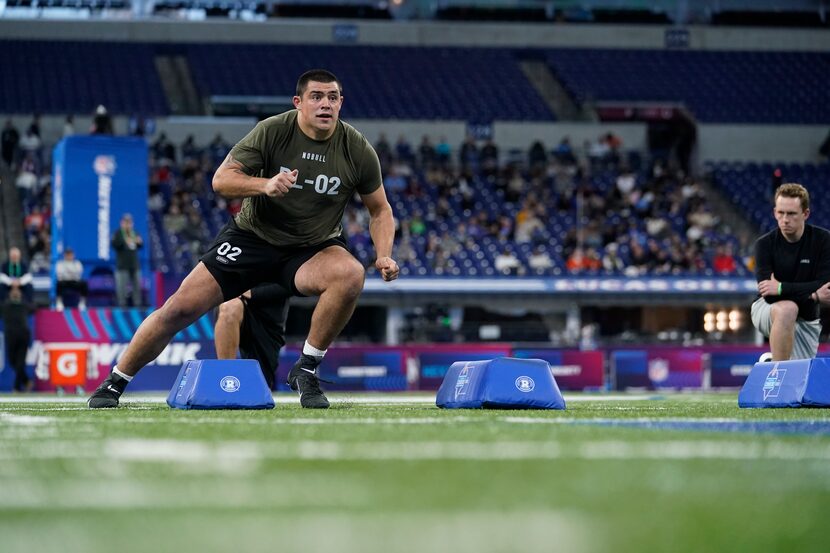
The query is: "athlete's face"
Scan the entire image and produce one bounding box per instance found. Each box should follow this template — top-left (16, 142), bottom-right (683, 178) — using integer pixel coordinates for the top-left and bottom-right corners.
top-left (294, 80), bottom-right (343, 140)
top-left (774, 195), bottom-right (809, 241)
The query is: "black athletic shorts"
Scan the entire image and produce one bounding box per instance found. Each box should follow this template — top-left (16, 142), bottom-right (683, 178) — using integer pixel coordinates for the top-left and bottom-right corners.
top-left (238, 283), bottom-right (291, 390)
top-left (201, 218), bottom-right (349, 301)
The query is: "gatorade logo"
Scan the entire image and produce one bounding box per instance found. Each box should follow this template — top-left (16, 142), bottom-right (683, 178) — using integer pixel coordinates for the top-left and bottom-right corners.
top-left (56, 352), bottom-right (79, 378)
top-left (220, 376), bottom-right (240, 393)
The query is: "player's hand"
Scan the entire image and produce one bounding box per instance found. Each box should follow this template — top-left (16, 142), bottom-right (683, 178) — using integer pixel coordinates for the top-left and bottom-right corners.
top-left (264, 169), bottom-right (297, 198)
top-left (376, 256), bottom-right (399, 282)
top-left (815, 283), bottom-right (830, 305)
top-left (758, 273), bottom-right (781, 297)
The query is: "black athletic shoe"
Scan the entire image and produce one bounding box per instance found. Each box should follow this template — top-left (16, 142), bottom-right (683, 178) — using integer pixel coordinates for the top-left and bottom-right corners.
top-left (88, 372), bottom-right (130, 408)
top-left (286, 354), bottom-right (330, 409)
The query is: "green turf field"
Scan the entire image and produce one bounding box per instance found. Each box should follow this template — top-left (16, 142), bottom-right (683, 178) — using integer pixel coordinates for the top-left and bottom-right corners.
top-left (2, 392), bottom-right (830, 553)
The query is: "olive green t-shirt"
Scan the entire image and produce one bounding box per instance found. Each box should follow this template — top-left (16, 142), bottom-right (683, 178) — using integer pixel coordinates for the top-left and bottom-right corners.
top-left (230, 110), bottom-right (382, 247)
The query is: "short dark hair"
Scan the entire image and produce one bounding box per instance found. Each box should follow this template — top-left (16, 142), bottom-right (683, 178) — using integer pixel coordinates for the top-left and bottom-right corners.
top-left (296, 69), bottom-right (341, 97)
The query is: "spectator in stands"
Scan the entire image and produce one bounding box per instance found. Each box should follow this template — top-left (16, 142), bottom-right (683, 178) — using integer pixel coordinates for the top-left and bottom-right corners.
top-left (712, 244), bottom-right (737, 275)
top-left (162, 203), bottom-right (187, 235)
top-left (515, 202), bottom-right (545, 244)
top-left (153, 132), bottom-right (176, 163)
top-left (528, 140), bottom-right (547, 168)
top-left (375, 133), bottom-right (392, 168)
top-left (395, 135), bottom-right (414, 163)
top-left (55, 247), bottom-right (88, 311)
top-left (752, 184), bottom-right (830, 361)
top-left (409, 213), bottom-right (426, 236)
top-left (588, 135), bottom-right (610, 168)
top-left (605, 131), bottom-right (622, 166)
top-left (27, 115), bottom-right (40, 138)
top-left (418, 135), bottom-right (435, 166)
top-left (180, 135), bottom-right (198, 160)
top-left (435, 136), bottom-right (451, 166)
top-left (15, 157), bottom-right (37, 206)
top-left (18, 127), bottom-right (41, 165)
top-left (178, 210), bottom-right (210, 267)
top-left (0, 247), bottom-right (33, 304)
top-left (528, 245), bottom-right (554, 273)
top-left (111, 213), bottom-right (144, 307)
top-left (1, 119), bottom-right (19, 167)
top-left (480, 138), bottom-right (499, 171)
top-left (566, 246), bottom-right (587, 273)
top-left (495, 248), bottom-right (522, 276)
top-left (602, 243), bottom-right (625, 273)
top-left (208, 133), bottom-right (229, 164)
top-left (458, 135), bottom-right (479, 168)
top-left (128, 115), bottom-right (147, 137)
top-left (1, 286), bottom-right (33, 392)
top-left (553, 137), bottom-right (576, 165)
top-left (63, 115), bottom-right (75, 138)
top-left (91, 105), bottom-right (113, 135)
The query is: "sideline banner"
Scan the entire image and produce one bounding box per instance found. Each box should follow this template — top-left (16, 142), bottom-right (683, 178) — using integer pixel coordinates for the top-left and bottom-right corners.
top-left (30, 308), bottom-right (216, 392)
top-left (51, 136), bottom-right (149, 294)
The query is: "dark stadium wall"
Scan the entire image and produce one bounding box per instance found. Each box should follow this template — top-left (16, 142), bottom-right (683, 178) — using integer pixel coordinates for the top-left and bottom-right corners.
top-left (2, 18), bottom-right (830, 51)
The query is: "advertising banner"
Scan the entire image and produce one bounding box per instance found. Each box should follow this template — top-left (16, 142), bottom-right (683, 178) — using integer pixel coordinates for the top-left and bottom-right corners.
top-left (30, 308), bottom-right (216, 392)
top-left (410, 344), bottom-right (513, 391)
top-left (51, 136), bottom-right (149, 295)
top-left (513, 349), bottom-right (604, 390)
top-left (277, 346), bottom-right (406, 392)
top-left (611, 348), bottom-right (704, 390)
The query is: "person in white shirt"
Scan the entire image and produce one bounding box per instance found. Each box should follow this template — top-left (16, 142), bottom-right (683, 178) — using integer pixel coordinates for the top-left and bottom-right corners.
top-left (55, 248), bottom-right (88, 310)
top-left (528, 245), bottom-right (554, 271)
top-left (495, 249), bottom-right (523, 276)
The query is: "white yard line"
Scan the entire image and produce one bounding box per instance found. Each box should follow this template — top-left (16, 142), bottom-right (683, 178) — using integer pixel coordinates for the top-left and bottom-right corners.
top-left (0, 413), bottom-right (57, 425)
top-left (0, 392), bottom-right (661, 405)
top-left (4, 438), bottom-right (830, 463)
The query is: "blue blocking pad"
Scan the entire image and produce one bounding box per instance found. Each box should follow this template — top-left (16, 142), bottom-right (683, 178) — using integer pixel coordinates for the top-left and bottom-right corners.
top-left (738, 357), bottom-right (830, 408)
top-left (436, 357), bottom-right (566, 410)
top-left (167, 359), bottom-right (275, 410)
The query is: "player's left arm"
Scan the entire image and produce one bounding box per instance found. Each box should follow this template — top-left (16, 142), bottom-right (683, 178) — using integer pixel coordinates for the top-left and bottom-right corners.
top-left (810, 232), bottom-right (830, 305)
top-left (361, 186), bottom-right (399, 282)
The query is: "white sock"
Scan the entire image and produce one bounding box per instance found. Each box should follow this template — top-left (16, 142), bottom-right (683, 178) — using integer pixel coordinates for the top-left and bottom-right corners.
top-left (303, 341), bottom-right (327, 360)
top-left (112, 366), bottom-right (134, 382)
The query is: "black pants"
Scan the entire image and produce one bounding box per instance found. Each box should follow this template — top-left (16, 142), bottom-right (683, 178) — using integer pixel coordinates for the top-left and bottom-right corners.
top-left (57, 280), bottom-right (89, 299)
top-left (6, 331), bottom-right (30, 391)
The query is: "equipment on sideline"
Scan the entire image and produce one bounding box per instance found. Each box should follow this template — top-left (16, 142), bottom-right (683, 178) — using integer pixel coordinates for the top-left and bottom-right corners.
top-left (738, 357), bottom-right (830, 408)
top-left (436, 357), bottom-right (566, 410)
top-left (167, 359), bottom-right (275, 409)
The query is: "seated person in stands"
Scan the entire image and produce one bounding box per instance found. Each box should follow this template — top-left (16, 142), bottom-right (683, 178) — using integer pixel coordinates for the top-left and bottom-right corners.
top-left (495, 249), bottom-right (523, 276)
top-left (55, 247), bottom-right (88, 310)
top-left (0, 247), bottom-right (33, 304)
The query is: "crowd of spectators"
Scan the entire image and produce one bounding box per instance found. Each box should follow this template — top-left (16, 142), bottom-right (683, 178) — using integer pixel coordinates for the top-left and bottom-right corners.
top-left (364, 131), bottom-right (748, 277)
top-left (2, 114), bottom-right (750, 295)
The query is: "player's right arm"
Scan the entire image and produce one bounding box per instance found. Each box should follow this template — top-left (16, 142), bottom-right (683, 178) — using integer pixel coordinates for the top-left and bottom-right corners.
top-left (212, 154), bottom-right (296, 199)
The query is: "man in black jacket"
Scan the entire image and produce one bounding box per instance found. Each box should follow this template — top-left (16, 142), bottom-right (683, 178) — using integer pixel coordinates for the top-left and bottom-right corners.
top-left (111, 213), bottom-right (144, 307)
top-left (2, 286), bottom-right (33, 391)
top-left (752, 184), bottom-right (830, 360)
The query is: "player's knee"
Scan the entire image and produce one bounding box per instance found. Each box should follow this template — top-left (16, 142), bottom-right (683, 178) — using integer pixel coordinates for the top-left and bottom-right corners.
top-left (217, 298), bottom-right (244, 326)
top-left (771, 301), bottom-right (799, 325)
top-left (332, 258), bottom-right (365, 296)
top-left (158, 295), bottom-right (203, 328)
